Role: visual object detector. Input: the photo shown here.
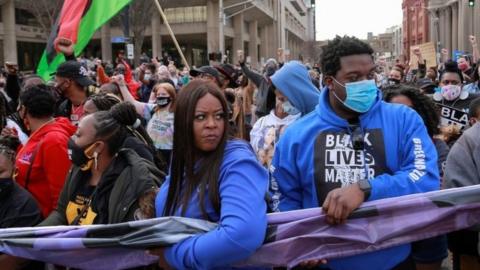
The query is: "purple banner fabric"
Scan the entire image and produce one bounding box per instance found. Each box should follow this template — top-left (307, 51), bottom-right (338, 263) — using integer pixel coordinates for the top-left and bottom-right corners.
top-left (243, 185), bottom-right (480, 267)
top-left (1, 186), bottom-right (480, 269)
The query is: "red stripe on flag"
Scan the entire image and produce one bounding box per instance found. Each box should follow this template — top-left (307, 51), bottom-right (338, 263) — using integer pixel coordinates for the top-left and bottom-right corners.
top-left (57, 0), bottom-right (90, 43)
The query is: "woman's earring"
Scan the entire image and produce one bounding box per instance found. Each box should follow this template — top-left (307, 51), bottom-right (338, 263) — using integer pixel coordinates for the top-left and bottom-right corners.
top-left (94, 152), bottom-right (98, 170)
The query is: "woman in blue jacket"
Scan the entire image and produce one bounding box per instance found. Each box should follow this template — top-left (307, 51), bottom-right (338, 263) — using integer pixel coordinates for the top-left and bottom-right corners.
top-left (152, 79), bottom-right (268, 269)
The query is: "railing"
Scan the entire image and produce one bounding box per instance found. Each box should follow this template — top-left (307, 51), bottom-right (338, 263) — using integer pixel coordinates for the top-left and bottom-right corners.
top-left (251, 0), bottom-right (274, 18)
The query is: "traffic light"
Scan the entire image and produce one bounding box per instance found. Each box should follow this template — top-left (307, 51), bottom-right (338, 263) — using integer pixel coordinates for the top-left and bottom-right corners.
top-left (469, 0), bottom-right (475, 7)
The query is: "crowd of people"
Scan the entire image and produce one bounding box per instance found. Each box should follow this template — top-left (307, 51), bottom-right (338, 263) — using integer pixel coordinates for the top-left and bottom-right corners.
top-left (0, 34), bottom-right (480, 270)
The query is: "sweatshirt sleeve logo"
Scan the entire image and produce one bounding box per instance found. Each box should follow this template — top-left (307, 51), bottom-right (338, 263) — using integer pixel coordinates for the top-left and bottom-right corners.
top-left (409, 138), bottom-right (426, 182)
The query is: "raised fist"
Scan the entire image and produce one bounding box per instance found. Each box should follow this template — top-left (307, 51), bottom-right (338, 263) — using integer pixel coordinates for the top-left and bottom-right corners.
top-left (4, 62), bottom-right (18, 75)
top-left (469, 35), bottom-right (477, 46)
top-left (237, 50), bottom-right (245, 65)
top-left (54, 37), bottom-right (74, 56)
top-left (413, 47), bottom-right (421, 56)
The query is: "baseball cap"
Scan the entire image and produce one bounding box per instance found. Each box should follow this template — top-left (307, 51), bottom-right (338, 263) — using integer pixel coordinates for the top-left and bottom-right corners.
top-left (52, 61), bottom-right (95, 87)
top-left (416, 78), bottom-right (436, 89)
top-left (215, 64), bottom-right (240, 88)
top-left (416, 78), bottom-right (437, 94)
top-left (189, 66), bottom-right (220, 83)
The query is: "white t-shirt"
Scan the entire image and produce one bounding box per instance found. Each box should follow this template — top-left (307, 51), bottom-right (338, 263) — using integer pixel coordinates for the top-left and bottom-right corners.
top-left (249, 110), bottom-right (300, 167)
top-left (144, 104), bottom-right (174, 150)
top-left (6, 119), bottom-right (28, 145)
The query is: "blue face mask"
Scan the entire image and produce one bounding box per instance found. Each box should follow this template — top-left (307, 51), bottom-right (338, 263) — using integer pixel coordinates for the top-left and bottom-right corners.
top-left (332, 78), bottom-right (378, 113)
top-left (282, 101), bottom-right (300, 115)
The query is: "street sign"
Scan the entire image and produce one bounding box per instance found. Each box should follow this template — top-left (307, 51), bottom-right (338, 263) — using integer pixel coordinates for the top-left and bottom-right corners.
top-left (111, 36), bottom-right (126, 43)
top-left (126, 44), bottom-right (134, 60)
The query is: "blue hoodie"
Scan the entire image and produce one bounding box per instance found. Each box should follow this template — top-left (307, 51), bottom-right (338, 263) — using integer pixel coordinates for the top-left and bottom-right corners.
top-left (155, 140), bottom-right (268, 269)
top-left (271, 61), bottom-right (321, 115)
top-left (271, 89), bottom-right (440, 270)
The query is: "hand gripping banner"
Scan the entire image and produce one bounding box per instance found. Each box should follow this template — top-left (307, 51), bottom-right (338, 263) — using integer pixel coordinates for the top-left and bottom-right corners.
top-left (1, 185), bottom-right (480, 269)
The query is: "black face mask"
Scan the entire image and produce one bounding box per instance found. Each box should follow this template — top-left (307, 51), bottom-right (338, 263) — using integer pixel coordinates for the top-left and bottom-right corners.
top-left (54, 81), bottom-right (66, 96)
top-left (68, 138), bottom-right (95, 169)
top-left (156, 96), bottom-right (171, 108)
top-left (388, 78), bottom-right (401, 85)
top-left (115, 69), bottom-right (125, 76)
top-left (266, 66), bottom-right (276, 77)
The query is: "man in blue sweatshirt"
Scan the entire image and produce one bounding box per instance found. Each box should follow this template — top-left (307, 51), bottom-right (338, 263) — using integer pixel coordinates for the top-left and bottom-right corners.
top-left (271, 36), bottom-right (440, 270)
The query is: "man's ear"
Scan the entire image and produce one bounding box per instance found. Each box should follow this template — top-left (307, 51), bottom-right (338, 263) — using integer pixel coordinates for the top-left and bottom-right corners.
top-left (324, 76), bottom-right (334, 90)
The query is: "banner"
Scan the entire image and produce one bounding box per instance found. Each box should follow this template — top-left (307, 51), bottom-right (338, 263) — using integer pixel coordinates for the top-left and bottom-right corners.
top-left (37, 0), bottom-right (132, 81)
top-left (410, 42), bottom-right (437, 69)
top-left (2, 186), bottom-right (480, 269)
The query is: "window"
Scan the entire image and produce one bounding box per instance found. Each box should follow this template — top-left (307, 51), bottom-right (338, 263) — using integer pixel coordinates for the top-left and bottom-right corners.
top-left (164, 6), bottom-right (207, 23)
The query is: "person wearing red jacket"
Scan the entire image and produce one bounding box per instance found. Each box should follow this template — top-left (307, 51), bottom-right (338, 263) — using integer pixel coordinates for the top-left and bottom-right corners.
top-left (112, 51), bottom-right (141, 100)
top-left (15, 85), bottom-right (76, 218)
top-left (96, 57), bottom-right (141, 100)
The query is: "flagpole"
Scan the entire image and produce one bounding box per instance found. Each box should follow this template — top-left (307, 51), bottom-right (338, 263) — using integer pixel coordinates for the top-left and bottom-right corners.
top-left (152, 0), bottom-right (190, 70)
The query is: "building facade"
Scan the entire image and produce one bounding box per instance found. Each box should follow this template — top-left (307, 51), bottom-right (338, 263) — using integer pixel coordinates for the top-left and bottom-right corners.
top-left (0, 0), bottom-right (49, 70)
top-left (366, 32), bottom-right (395, 60)
top-left (0, 0), bottom-right (316, 71)
top-left (402, 0), bottom-right (430, 59)
top-left (82, 0), bottom-right (315, 68)
top-left (428, 0), bottom-right (480, 57)
top-left (138, 0), bottom-right (317, 68)
top-left (386, 25), bottom-right (403, 59)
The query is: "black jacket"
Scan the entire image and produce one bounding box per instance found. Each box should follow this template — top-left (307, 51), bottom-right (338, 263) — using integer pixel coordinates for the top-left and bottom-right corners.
top-left (40, 149), bottom-right (164, 226)
top-left (0, 179), bottom-right (42, 228)
top-left (240, 63), bottom-right (277, 118)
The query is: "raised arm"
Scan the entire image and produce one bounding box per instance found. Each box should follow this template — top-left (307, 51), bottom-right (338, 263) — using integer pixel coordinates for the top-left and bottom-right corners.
top-left (55, 37), bottom-right (76, 61)
top-left (413, 47), bottom-right (426, 79)
top-left (238, 50), bottom-right (264, 87)
top-left (112, 75), bottom-right (146, 116)
top-left (470, 35), bottom-right (479, 63)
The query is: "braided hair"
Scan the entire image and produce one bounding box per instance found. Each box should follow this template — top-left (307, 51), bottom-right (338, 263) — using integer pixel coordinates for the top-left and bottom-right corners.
top-left (87, 93), bottom-right (121, 111)
top-left (92, 102), bottom-right (154, 156)
top-left (0, 135), bottom-right (20, 162)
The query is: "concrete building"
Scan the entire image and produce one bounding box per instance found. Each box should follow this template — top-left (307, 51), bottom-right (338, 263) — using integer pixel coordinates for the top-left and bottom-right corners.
top-left (428, 0), bottom-right (480, 57)
top-left (137, 0), bottom-right (317, 68)
top-left (0, 0), bottom-right (49, 70)
top-left (0, 0), bottom-right (316, 71)
top-left (402, 0), bottom-right (430, 59)
top-left (366, 32), bottom-right (395, 59)
top-left (386, 25), bottom-right (403, 59)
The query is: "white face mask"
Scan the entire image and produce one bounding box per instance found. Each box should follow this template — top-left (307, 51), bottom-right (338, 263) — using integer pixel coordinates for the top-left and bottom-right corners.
top-left (281, 101), bottom-right (300, 115)
top-left (144, 74), bottom-right (152, 81)
top-left (441, 85), bottom-right (462, 101)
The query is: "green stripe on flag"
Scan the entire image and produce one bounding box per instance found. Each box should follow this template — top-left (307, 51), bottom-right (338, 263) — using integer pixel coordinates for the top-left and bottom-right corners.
top-left (37, 0), bottom-right (133, 81)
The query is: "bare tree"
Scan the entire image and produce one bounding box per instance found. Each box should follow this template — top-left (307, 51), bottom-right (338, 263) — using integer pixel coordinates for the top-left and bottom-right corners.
top-left (17, 0), bottom-right (63, 35)
top-left (116, 0), bottom-right (154, 66)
